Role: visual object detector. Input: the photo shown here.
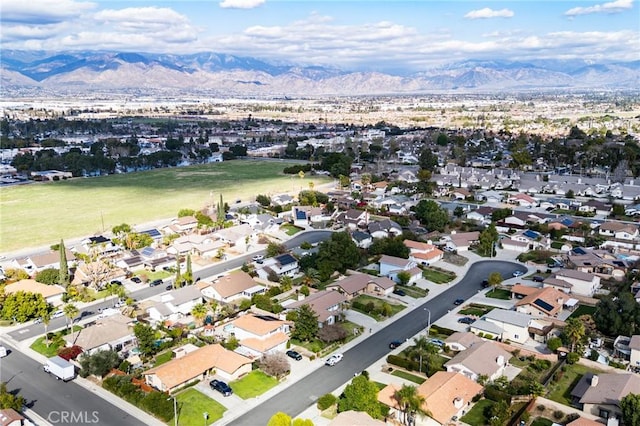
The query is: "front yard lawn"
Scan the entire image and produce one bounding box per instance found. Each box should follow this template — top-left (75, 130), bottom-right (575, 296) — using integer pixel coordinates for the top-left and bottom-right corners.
top-left (175, 388), bottom-right (226, 425)
top-left (568, 304), bottom-right (596, 319)
top-left (531, 418), bottom-right (554, 426)
top-left (391, 370), bottom-right (426, 384)
top-left (394, 284), bottom-right (428, 298)
top-left (485, 288), bottom-right (511, 300)
top-left (421, 267), bottom-right (456, 284)
top-left (230, 370), bottom-right (278, 399)
top-left (153, 350), bottom-right (173, 367)
top-left (546, 363), bottom-right (604, 405)
top-left (281, 224), bottom-right (303, 236)
top-left (459, 304), bottom-right (496, 317)
top-left (461, 399), bottom-right (494, 426)
top-left (292, 320), bottom-right (364, 356)
top-left (30, 326), bottom-right (83, 357)
top-left (351, 294), bottom-right (405, 321)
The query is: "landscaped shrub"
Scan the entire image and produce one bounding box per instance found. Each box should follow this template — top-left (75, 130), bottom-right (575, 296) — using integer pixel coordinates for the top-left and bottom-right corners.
top-left (317, 393), bottom-right (337, 410)
top-left (553, 410), bottom-right (564, 420)
top-left (58, 345), bottom-right (83, 361)
top-left (484, 386), bottom-right (512, 404)
top-left (566, 352), bottom-right (580, 364)
top-left (139, 391), bottom-right (174, 422)
top-left (103, 375), bottom-right (173, 422)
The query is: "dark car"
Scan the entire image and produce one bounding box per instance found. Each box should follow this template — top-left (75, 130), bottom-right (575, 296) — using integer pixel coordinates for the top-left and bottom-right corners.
top-left (453, 298), bottom-right (464, 306)
top-left (533, 275), bottom-right (545, 282)
top-left (110, 280), bottom-right (122, 286)
top-left (210, 379), bottom-right (233, 397)
top-left (149, 279), bottom-right (163, 287)
top-left (393, 288), bottom-right (406, 297)
top-left (165, 285), bottom-right (173, 291)
top-left (388, 340), bottom-right (403, 349)
top-left (286, 350), bottom-right (303, 361)
top-left (458, 317), bottom-right (474, 324)
top-left (131, 276), bottom-right (142, 284)
top-left (481, 279), bottom-right (489, 288)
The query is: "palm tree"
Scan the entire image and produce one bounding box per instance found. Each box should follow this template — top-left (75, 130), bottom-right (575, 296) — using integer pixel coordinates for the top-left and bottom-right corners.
top-left (42, 311), bottom-right (51, 346)
top-left (394, 384), bottom-right (430, 426)
top-left (191, 303), bottom-right (208, 326)
top-left (564, 317), bottom-right (585, 352)
top-left (409, 336), bottom-right (439, 375)
top-left (63, 303), bottom-right (79, 341)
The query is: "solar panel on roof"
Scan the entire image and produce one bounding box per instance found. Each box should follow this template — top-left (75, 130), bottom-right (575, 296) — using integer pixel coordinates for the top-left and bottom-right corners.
top-left (296, 210), bottom-right (307, 219)
top-left (140, 229), bottom-right (161, 238)
top-left (533, 298), bottom-right (554, 312)
top-left (141, 247), bottom-right (155, 257)
top-left (277, 253), bottom-right (297, 265)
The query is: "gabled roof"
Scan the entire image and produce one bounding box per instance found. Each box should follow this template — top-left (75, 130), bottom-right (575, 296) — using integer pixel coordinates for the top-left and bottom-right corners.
top-left (444, 341), bottom-right (512, 377)
top-left (4, 279), bottom-right (65, 298)
top-left (231, 314), bottom-right (288, 336)
top-left (515, 287), bottom-right (566, 316)
top-left (629, 335), bottom-right (640, 351)
top-left (445, 331), bottom-right (483, 349)
top-left (64, 314), bottom-right (133, 350)
top-left (210, 271), bottom-right (261, 299)
top-left (574, 372), bottom-right (640, 406)
top-left (379, 254), bottom-right (412, 268)
top-left (484, 308), bottom-right (531, 328)
top-left (416, 371), bottom-right (484, 425)
top-left (165, 285), bottom-right (202, 306)
top-left (288, 290), bottom-right (348, 322)
top-left (554, 268), bottom-right (594, 282)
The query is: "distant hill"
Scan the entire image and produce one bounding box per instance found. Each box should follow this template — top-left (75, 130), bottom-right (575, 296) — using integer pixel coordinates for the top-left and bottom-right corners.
top-left (1, 50), bottom-right (638, 95)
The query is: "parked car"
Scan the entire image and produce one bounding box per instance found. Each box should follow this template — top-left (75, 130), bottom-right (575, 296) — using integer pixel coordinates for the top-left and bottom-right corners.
top-left (165, 285), bottom-right (173, 291)
top-left (325, 353), bottom-right (343, 366)
top-left (252, 254), bottom-right (264, 262)
top-left (0, 346), bottom-right (8, 358)
top-left (209, 379), bottom-right (233, 397)
top-left (392, 288), bottom-right (406, 297)
top-left (34, 317), bottom-right (42, 324)
top-left (131, 276), bottom-right (142, 284)
top-left (481, 280), bottom-right (489, 288)
top-left (286, 350), bottom-right (303, 361)
top-left (428, 338), bottom-right (445, 347)
top-left (388, 340), bottom-right (403, 349)
top-left (512, 270), bottom-right (524, 277)
top-left (149, 279), bottom-right (163, 287)
top-left (453, 298), bottom-right (464, 306)
top-left (533, 275), bottom-right (544, 282)
top-left (458, 317), bottom-right (474, 324)
top-left (110, 280), bottom-right (122, 286)
top-left (52, 310), bottom-right (64, 319)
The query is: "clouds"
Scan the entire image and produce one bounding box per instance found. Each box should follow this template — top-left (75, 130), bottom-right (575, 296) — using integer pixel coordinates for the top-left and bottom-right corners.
top-left (464, 8), bottom-right (514, 19)
top-left (565, 0), bottom-right (633, 16)
top-left (1, 0), bottom-right (96, 24)
top-left (219, 0), bottom-right (265, 9)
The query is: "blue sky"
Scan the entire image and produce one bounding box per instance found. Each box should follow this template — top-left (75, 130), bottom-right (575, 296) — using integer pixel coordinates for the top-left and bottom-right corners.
top-left (1, 0), bottom-right (638, 72)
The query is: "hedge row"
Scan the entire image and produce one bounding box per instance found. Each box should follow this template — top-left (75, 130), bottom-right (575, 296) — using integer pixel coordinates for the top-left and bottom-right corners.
top-left (103, 375), bottom-right (173, 422)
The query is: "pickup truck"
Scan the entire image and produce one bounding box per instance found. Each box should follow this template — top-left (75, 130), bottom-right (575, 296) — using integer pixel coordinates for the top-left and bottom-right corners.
top-left (44, 356), bottom-right (75, 381)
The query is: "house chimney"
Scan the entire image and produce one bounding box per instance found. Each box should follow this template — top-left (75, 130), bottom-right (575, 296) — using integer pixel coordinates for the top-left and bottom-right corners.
top-left (591, 375), bottom-right (599, 387)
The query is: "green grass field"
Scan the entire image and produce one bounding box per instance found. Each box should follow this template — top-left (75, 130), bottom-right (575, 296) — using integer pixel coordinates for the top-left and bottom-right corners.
top-left (461, 399), bottom-right (494, 426)
top-left (175, 388), bottom-right (226, 425)
top-left (391, 370), bottom-right (426, 384)
top-left (0, 160), bottom-right (329, 252)
top-left (230, 370), bottom-right (278, 399)
top-left (421, 267), bottom-right (456, 284)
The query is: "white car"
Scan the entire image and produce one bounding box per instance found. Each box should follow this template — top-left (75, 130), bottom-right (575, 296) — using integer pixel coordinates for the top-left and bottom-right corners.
top-left (252, 254), bottom-right (264, 262)
top-left (512, 270), bottom-right (524, 277)
top-left (325, 353), bottom-right (343, 366)
top-left (0, 345), bottom-right (7, 357)
top-left (52, 310), bottom-right (64, 319)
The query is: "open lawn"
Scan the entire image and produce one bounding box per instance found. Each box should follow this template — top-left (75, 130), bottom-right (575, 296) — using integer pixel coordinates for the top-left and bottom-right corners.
top-left (461, 399), bottom-right (494, 426)
top-left (351, 294), bottom-right (405, 321)
top-left (421, 267), bottom-right (455, 284)
top-left (546, 363), bottom-right (604, 405)
top-left (459, 303), bottom-right (496, 317)
top-left (394, 284), bottom-right (428, 298)
top-left (0, 160), bottom-right (329, 252)
top-left (280, 224), bottom-right (303, 236)
top-left (153, 350), bottom-right (173, 367)
top-left (175, 388), bottom-right (226, 425)
top-left (485, 288), bottom-right (511, 300)
top-left (569, 305), bottom-right (596, 319)
top-left (391, 370), bottom-right (426, 384)
top-left (230, 370), bottom-right (278, 399)
top-left (531, 418), bottom-right (554, 426)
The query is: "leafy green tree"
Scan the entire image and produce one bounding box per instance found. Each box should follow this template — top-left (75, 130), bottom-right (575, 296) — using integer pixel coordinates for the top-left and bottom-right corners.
top-left (368, 236), bottom-right (410, 258)
top-left (488, 399), bottom-right (510, 426)
top-left (547, 336), bottom-right (562, 352)
top-left (111, 223), bottom-right (132, 236)
top-left (413, 200), bottom-right (449, 232)
top-left (195, 211), bottom-right (214, 228)
top-left (184, 254), bottom-right (193, 285)
top-left (316, 232), bottom-right (360, 280)
top-left (0, 382), bottom-right (26, 411)
top-left (174, 257), bottom-right (181, 288)
top-left (292, 304), bottom-right (319, 342)
top-left (267, 412), bottom-right (291, 426)
top-left (478, 224), bottom-right (499, 257)
top-left (79, 350), bottom-right (120, 377)
top-left (593, 293), bottom-right (640, 337)
top-left (419, 149), bottom-right (439, 172)
top-left (394, 384), bottom-right (430, 426)
top-left (63, 303), bottom-right (78, 338)
top-left (177, 209), bottom-right (195, 218)
top-left (134, 323), bottom-right (157, 356)
top-left (59, 239), bottom-right (69, 286)
top-left (488, 272), bottom-right (503, 288)
top-left (338, 375), bottom-right (384, 419)
top-left (490, 208), bottom-right (512, 222)
top-left (396, 271), bottom-right (411, 286)
top-left (266, 242), bottom-right (287, 257)
top-left (620, 393), bottom-right (640, 426)
top-left (256, 194), bottom-right (271, 207)
top-left (0, 291), bottom-right (50, 322)
top-left (35, 268), bottom-right (60, 285)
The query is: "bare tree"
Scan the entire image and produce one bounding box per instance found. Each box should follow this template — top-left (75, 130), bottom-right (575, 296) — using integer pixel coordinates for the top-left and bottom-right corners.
top-left (258, 352), bottom-right (291, 379)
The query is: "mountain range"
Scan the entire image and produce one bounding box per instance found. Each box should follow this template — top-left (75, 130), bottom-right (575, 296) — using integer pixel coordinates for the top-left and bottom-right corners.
top-left (1, 50), bottom-right (639, 96)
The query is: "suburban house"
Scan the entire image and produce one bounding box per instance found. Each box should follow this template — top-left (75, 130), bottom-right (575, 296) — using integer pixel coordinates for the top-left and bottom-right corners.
top-left (255, 253), bottom-right (299, 280)
top-left (64, 314), bottom-right (135, 355)
top-left (326, 272), bottom-right (396, 299)
top-left (329, 411), bottom-right (385, 426)
top-left (147, 286), bottom-right (203, 324)
top-left (292, 206), bottom-right (327, 227)
top-left (513, 286), bottom-right (566, 318)
top-left (367, 219), bottom-right (403, 239)
top-left (3, 279), bottom-right (65, 306)
top-left (336, 209), bottom-right (369, 230)
top-left (598, 221), bottom-right (639, 240)
top-left (444, 340), bottom-right (512, 381)
top-left (0, 409), bottom-right (25, 426)
top-left (378, 255), bottom-right (421, 284)
top-left (144, 344), bottom-right (252, 393)
top-left (404, 239), bottom-right (444, 266)
top-left (468, 319), bottom-right (504, 341)
top-left (170, 215), bottom-right (198, 234)
top-left (444, 332), bottom-right (484, 352)
top-left (287, 290), bottom-right (348, 327)
top-left (214, 224), bottom-right (256, 252)
top-left (570, 372), bottom-right (640, 421)
top-left (545, 269), bottom-right (601, 297)
top-left (351, 231), bottom-right (373, 249)
top-left (71, 262), bottom-right (128, 290)
top-left (482, 308), bottom-right (532, 344)
top-left (378, 371), bottom-right (483, 425)
top-left (12, 249), bottom-right (76, 274)
top-left (629, 335), bottom-right (640, 370)
top-left (166, 233), bottom-right (220, 257)
top-left (199, 271), bottom-right (266, 303)
top-left (567, 250), bottom-right (628, 281)
top-left (220, 314), bottom-right (291, 358)
top-left (507, 193), bottom-right (537, 207)
top-left (446, 231), bottom-right (480, 252)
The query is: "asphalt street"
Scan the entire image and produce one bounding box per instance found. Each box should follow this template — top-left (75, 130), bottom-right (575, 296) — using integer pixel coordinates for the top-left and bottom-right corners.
top-left (229, 260), bottom-right (524, 425)
top-left (0, 344), bottom-right (146, 426)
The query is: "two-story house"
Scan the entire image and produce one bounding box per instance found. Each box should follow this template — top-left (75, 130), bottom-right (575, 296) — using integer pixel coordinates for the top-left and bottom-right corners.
top-left (287, 290), bottom-right (348, 328)
top-left (404, 239), bottom-right (444, 266)
top-left (256, 253), bottom-right (299, 280)
top-left (481, 308), bottom-right (532, 344)
top-left (147, 286), bottom-right (203, 324)
top-left (570, 372), bottom-right (640, 421)
top-left (378, 255), bottom-right (421, 284)
top-left (545, 269), bottom-right (601, 297)
top-left (220, 314), bottom-right (291, 358)
top-left (199, 271), bottom-right (266, 303)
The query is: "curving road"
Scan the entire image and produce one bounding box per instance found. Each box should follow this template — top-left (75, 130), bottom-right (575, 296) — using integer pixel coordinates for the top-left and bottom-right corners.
top-left (229, 260), bottom-right (524, 425)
